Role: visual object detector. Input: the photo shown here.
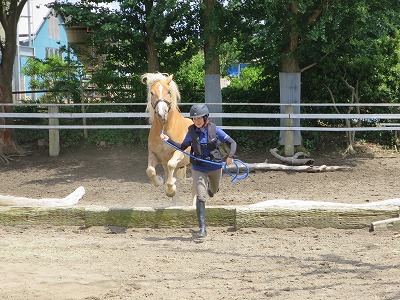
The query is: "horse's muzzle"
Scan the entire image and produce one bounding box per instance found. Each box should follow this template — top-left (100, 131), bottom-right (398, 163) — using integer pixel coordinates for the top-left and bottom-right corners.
top-left (156, 112), bottom-right (168, 122)
top-left (155, 100), bottom-right (170, 122)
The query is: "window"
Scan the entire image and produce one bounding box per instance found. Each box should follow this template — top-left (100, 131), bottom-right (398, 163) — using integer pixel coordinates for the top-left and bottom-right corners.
top-left (45, 47), bottom-right (61, 58)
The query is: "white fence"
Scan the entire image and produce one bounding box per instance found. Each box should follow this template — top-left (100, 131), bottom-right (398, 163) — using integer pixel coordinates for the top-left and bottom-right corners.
top-left (1, 102), bottom-right (400, 156)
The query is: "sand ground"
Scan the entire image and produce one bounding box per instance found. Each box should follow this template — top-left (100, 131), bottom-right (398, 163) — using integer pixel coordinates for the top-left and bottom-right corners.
top-left (1, 144), bottom-right (400, 299)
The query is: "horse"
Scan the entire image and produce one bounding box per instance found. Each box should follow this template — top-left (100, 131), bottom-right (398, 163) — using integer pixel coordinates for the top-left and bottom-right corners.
top-left (141, 73), bottom-right (194, 203)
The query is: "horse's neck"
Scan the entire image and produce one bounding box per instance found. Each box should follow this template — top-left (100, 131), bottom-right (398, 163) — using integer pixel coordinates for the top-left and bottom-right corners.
top-left (151, 119), bottom-right (163, 132)
top-left (168, 108), bottom-right (185, 128)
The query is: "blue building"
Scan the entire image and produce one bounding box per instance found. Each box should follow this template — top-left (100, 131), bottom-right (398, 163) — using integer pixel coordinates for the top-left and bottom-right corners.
top-left (16, 9), bottom-right (75, 101)
top-left (227, 63), bottom-right (249, 78)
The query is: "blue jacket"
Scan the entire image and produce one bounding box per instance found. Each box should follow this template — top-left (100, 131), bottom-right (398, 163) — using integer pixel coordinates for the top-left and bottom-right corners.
top-left (168, 123), bottom-right (236, 172)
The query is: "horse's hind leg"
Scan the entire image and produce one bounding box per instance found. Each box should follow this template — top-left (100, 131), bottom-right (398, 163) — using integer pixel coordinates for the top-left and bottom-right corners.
top-left (146, 151), bottom-right (164, 187)
top-left (176, 166), bottom-right (186, 180)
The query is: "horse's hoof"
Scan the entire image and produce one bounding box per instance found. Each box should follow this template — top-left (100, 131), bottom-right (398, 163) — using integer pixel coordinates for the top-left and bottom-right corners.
top-left (166, 185), bottom-right (176, 197)
top-left (154, 175), bottom-right (164, 187)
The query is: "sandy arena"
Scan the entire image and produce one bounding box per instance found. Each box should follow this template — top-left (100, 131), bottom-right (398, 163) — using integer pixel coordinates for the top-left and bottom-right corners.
top-left (0, 144), bottom-right (399, 299)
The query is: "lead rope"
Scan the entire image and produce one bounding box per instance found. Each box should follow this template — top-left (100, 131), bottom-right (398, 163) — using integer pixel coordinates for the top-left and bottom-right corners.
top-left (161, 130), bottom-right (249, 182)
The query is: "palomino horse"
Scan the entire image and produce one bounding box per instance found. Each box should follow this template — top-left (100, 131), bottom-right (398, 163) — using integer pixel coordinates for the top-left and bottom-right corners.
top-left (141, 73), bottom-right (193, 203)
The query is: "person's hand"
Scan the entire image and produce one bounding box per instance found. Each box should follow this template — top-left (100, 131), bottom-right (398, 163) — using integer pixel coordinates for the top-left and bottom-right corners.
top-left (160, 133), bottom-right (169, 141)
top-left (226, 157), bottom-right (234, 166)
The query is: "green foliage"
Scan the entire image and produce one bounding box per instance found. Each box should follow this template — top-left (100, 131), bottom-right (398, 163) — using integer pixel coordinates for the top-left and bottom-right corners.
top-left (18, 0), bottom-right (399, 152)
top-left (231, 130), bottom-right (280, 154)
top-left (175, 51), bottom-right (205, 94)
top-left (13, 102), bottom-right (52, 147)
top-left (21, 55), bottom-right (81, 103)
top-left (228, 65), bottom-right (266, 90)
top-left (50, 0), bottom-right (201, 79)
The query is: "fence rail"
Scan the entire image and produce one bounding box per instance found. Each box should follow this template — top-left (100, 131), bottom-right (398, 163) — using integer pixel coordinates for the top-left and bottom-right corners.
top-left (1, 103), bottom-right (400, 130)
top-left (3, 102), bottom-right (400, 107)
top-left (1, 102), bottom-right (400, 156)
top-left (2, 125), bottom-right (400, 132)
top-left (1, 112), bottom-right (400, 120)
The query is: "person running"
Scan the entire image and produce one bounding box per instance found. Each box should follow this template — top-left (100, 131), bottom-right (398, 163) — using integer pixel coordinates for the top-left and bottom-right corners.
top-left (160, 103), bottom-right (237, 238)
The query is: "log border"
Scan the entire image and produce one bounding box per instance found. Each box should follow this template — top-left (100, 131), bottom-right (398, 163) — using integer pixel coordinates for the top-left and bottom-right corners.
top-left (370, 217), bottom-right (400, 231)
top-left (0, 205), bottom-right (398, 230)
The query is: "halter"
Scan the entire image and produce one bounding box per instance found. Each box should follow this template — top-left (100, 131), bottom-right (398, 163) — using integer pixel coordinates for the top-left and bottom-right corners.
top-left (152, 98), bottom-right (171, 111)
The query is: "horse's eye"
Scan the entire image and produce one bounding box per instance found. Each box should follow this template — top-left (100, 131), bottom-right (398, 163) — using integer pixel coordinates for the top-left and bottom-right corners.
top-left (167, 90), bottom-right (172, 94)
top-left (150, 91), bottom-right (155, 96)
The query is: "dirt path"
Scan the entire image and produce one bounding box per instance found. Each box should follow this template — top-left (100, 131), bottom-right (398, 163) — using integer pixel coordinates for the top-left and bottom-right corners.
top-left (1, 225), bottom-right (399, 300)
top-left (1, 145), bottom-right (400, 299)
top-left (1, 144), bottom-right (400, 207)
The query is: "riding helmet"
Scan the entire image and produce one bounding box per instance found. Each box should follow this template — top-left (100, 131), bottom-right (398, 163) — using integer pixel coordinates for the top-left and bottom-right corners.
top-left (190, 103), bottom-right (209, 118)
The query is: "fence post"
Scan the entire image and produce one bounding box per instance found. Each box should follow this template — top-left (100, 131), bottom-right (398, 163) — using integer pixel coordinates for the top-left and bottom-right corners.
top-left (205, 74), bottom-right (223, 126)
top-left (279, 72), bottom-right (302, 155)
top-left (284, 105), bottom-right (294, 157)
top-left (48, 105), bottom-right (60, 157)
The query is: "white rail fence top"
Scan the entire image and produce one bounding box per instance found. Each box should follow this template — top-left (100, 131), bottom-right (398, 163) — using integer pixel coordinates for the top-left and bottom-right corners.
top-left (1, 112), bottom-right (400, 119)
top-left (1, 102), bottom-right (400, 131)
top-left (3, 102), bottom-right (400, 107)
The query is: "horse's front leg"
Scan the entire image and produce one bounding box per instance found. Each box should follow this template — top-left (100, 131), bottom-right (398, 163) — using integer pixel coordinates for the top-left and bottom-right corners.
top-left (164, 150), bottom-right (185, 198)
top-left (146, 150), bottom-right (164, 187)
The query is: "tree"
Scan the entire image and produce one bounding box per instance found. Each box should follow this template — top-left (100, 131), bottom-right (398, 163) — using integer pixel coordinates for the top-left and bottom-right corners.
top-left (21, 55), bottom-right (81, 103)
top-left (0, 0), bottom-right (28, 156)
top-left (201, 0), bottom-right (225, 124)
top-left (51, 0), bottom-right (200, 82)
top-left (228, 0), bottom-right (400, 73)
top-left (224, 0), bottom-right (400, 150)
top-left (315, 10), bottom-right (400, 153)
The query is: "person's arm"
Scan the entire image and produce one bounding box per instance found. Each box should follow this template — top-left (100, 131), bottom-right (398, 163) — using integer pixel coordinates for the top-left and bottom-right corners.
top-left (225, 137), bottom-right (237, 158)
top-left (160, 133), bottom-right (191, 150)
top-left (215, 127), bottom-right (237, 166)
top-left (224, 137), bottom-right (237, 165)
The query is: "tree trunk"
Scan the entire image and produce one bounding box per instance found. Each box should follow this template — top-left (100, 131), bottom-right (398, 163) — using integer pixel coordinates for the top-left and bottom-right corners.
top-left (0, 0), bottom-right (28, 156)
top-left (203, 0), bottom-right (220, 75)
top-left (281, 3), bottom-right (301, 73)
top-left (342, 76), bottom-right (360, 155)
top-left (144, 0), bottom-right (160, 72)
top-left (202, 0), bottom-right (223, 125)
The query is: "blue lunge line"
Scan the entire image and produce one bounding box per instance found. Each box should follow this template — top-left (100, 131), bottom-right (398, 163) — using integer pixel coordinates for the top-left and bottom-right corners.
top-left (161, 132), bottom-right (249, 182)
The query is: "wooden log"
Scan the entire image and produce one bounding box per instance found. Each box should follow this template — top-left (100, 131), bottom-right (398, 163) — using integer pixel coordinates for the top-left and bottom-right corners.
top-left (226, 162), bottom-right (350, 173)
top-left (0, 186), bottom-right (85, 207)
top-left (370, 217), bottom-right (400, 231)
top-left (0, 201), bottom-right (398, 230)
top-left (0, 206), bottom-right (236, 229)
top-left (270, 147), bottom-right (314, 165)
top-left (0, 207), bottom-right (86, 226)
top-left (235, 206), bottom-right (399, 230)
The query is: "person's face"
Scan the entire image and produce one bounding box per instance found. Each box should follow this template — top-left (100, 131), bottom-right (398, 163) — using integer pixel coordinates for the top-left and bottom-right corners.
top-left (193, 117), bottom-right (205, 128)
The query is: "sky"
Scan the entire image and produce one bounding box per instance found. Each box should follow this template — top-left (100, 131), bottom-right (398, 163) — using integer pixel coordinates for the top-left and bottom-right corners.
top-left (19, 0), bottom-right (118, 35)
top-left (19, 0), bottom-right (54, 35)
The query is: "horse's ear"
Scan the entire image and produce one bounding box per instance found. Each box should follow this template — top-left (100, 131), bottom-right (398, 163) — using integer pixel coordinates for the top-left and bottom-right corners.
top-left (166, 75), bottom-right (173, 84)
top-left (140, 74), bottom-right (148, 85)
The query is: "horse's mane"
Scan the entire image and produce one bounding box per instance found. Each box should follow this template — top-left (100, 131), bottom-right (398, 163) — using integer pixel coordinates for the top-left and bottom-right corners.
top-left (141, 73), bottom-right (181, 124)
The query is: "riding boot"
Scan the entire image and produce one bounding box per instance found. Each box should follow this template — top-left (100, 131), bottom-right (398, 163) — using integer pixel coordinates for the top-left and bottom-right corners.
top-left (196, 199), bottom-right (207, 238)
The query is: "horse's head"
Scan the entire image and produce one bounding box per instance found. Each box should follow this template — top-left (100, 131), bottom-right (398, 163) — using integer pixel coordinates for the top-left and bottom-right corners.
top-left (141, 73), bottom-right (180, 124)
